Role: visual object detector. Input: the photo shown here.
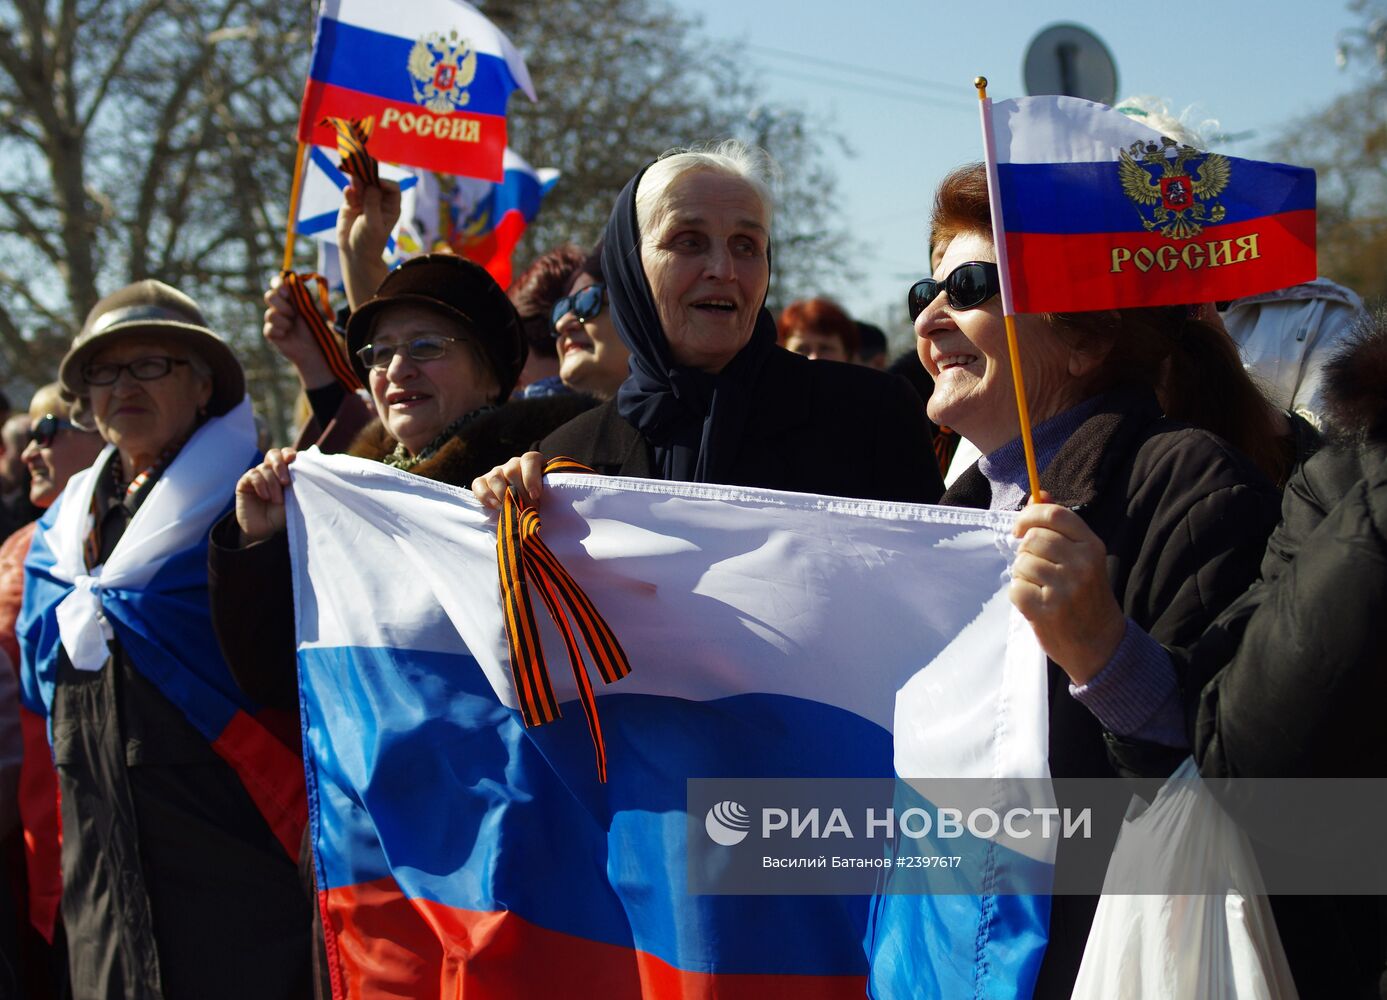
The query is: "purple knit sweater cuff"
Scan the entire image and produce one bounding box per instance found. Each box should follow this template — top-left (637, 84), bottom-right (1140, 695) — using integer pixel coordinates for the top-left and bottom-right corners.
top-left (1069, 618), bottom-right (1188, 748)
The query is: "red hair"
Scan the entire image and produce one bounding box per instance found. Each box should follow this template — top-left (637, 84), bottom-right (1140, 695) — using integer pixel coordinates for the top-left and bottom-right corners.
top-left (777, 297), bottom-right (859, 356)
top-left (508, 244), bottom-right (587, 355)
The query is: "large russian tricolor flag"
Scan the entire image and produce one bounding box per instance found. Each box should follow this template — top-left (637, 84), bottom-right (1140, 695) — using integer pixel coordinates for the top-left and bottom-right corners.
top-left (298, 0), bottom-right (535, 181)
top-left (286, 453), bottom-right (1054, 998)
top-left (983, 96), bottom-right (1316, 312)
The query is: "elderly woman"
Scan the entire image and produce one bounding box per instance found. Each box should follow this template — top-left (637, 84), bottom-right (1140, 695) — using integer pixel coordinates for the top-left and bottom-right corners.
top-left (222, 254), bottom-right (591, 562)
top-left (218, 254), bottom-right (593, 686)
top-left (777, 296), bottom-right (859, 362)
top-left (473, 140), bottom-right (942, 504)
top-left (17, 281), bottom-right (311, 999)
top-left (909, 164), bottom-right (1282, 995)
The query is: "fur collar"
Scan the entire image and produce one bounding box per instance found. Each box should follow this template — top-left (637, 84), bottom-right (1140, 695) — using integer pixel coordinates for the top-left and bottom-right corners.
top-left (1322, 313), bottom-right (1387, 444)
top-left (346, 394), bottom-right (596, 488)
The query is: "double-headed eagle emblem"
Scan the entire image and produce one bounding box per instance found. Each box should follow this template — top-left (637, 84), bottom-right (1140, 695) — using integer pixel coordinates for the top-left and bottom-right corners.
top-left (1118, 137), bottom-right (1230, 241)
top-left (408, 29), bottom-right (477, 114)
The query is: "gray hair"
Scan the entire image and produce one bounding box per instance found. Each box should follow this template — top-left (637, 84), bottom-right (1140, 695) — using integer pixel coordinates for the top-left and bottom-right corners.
top-left (634, 139), bottom-right (777, 235)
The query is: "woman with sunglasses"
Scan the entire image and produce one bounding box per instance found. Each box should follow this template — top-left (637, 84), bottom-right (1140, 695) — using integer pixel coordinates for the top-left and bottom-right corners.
top-left (473, 140), bottom-right (943, 506)
top-left (19, 389), bottom-right (104, 510)
top-left (18, 279), bottom-right (313, 999)
top-left (906, 163), bottom-right (1282, 996)
top-left (508, 243), bottom-right (586, 399)
top-left (0, 384), bottom-right (101, 995)
top-left (551, 242), bottom-right (631, 401)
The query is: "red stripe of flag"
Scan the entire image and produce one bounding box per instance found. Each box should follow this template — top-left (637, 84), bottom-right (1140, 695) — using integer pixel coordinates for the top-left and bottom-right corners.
top-left (300, 81), bottom-right (507, 181)
top-left (324, 880), bottom-right (870, 1000)
top-left (1006, 209), bottom-right (1316, 313)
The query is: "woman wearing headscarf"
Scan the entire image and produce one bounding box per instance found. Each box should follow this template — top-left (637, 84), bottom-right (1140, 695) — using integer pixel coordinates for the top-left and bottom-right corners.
top-left (906, 163), bottom-right (1283, 996)
top-left (473, 140), bottom-right (943, 505)
top-left (17, 281), bottom-right (311, 999)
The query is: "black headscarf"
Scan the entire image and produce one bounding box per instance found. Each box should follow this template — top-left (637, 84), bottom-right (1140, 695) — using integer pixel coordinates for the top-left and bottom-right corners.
top-left (602, 163), bottom-right (779, 484)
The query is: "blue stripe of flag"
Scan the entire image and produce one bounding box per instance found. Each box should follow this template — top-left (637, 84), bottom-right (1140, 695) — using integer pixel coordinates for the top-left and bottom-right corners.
top-left (301, 643), bottom-right (887, 975)
top-left (997, 157), bottom-right (1315, 235)
top-left (309, 18), bottom-right (517, 118)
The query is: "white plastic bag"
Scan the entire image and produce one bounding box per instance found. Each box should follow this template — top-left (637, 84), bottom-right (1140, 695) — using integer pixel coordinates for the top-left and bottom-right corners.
top-left (1071, 757), bottom-right (1298, 1000)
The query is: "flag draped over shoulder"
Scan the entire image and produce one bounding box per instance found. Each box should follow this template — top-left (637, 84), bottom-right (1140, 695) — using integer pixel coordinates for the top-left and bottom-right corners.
top-left (17, 400), bottom-right (307, 857)
top-left (297, 0), bottom-right (535, 181)
top-left (287, 452), bottom-right (1052, 998)
top-left (983, 95), bottom-right (1316, 312)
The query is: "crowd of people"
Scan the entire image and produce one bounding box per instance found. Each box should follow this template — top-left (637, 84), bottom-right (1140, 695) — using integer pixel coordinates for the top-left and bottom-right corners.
top-left (0, 119), bottom-right (1379, 999)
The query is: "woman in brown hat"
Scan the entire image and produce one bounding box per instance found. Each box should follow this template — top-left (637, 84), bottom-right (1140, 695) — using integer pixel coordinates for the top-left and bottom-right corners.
top-left (19, 280), bottom-right (312, 999)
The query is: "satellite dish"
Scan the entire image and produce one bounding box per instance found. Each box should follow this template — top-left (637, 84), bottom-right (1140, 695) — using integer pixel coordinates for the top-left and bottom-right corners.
top-left (1023, 24), bottom-right (1118, 106)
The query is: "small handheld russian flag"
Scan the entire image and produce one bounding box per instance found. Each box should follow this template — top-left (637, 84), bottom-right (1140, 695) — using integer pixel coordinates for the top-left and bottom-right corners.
top-left (978, 91), bottom-right (1316, 314)
top-left (297, 0), bottom-right (535, 182)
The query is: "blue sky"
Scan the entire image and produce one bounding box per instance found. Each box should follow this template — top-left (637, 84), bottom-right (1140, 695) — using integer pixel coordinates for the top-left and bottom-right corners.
top-left (668, 0), bottom-right (1367, 340)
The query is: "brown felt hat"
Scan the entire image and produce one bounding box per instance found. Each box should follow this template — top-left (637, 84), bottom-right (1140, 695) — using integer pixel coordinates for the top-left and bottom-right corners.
top-left (59, 280), bottom-right (245, 416)
top-left (345, 254), bottom-right (527, 401)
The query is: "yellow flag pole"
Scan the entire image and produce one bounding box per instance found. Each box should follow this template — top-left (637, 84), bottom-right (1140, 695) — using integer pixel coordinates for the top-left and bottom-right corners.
top-left (281, 141), bottom-right (309, 273)
top-left (974, 76), bottom-right (1043, 501)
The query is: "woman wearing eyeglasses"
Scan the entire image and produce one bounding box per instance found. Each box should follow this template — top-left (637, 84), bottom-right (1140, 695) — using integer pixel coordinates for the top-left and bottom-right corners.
top-left (16, 280), bottom-right (313, 1000)
top-left (473, 140), bottom-right (943, 506)
top-left (903, 163), bottom-right (1282, 996)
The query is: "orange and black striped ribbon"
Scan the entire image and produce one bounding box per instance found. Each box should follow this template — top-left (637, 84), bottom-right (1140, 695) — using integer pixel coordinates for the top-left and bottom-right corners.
top-left (280, 270), bottom-right (363, 392)
top-left (497, 457), bottom-right (632, 782)
top-left (933, 425), bottom-right (961, 479)
top-left (321, 115), bottom-right (380, 188)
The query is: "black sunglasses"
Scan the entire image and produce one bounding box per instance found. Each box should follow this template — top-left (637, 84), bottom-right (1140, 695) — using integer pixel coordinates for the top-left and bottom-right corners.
top-left (30, 413), bottom-right (79, 448)
top-left (550, 284), bottom-right (606, 334)
top-left (907, 262), bottom-right (1001, 321)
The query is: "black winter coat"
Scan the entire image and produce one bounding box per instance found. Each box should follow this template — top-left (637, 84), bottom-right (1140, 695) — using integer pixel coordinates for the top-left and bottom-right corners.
top-left (1149, 325), bottom-right (1387, 999)
top-left (54, 455), bottom-right (311, 1000)
top-left (941, 386), bottom-right (1281, 999)
top-left (538, 349), bottom-right (945, 504)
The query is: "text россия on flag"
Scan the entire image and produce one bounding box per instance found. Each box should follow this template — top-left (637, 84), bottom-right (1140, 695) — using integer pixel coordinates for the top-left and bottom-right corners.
top-left (297, 0), bottom-right (535, 181)
top-left (984, 96), bottom-right (1316, 313)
